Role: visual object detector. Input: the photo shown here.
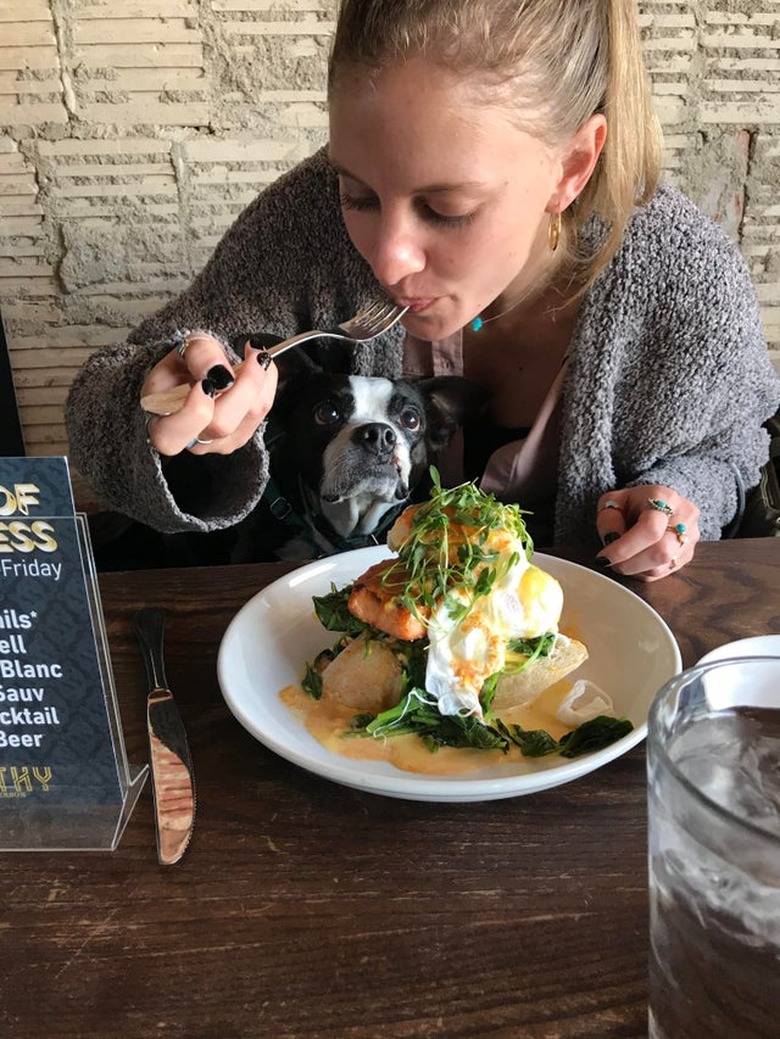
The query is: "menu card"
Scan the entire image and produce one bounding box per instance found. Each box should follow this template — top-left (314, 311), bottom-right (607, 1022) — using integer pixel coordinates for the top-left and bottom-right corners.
top-left (0, 457), bottom-right (147, 850)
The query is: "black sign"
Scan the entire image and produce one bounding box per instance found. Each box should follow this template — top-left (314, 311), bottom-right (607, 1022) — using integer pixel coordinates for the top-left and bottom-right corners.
top-left (0, 458), bottom-right (124, 823)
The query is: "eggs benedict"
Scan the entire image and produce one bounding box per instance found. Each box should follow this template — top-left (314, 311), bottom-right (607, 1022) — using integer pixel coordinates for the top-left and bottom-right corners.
top-left (303, 471), bottom-right (621, 751)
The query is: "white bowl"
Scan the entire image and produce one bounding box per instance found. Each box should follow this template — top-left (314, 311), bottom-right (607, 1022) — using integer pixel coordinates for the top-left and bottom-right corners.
top-left (697, 636), bottom-right (780, 711)
top-left (218, 546), bottom-right (681, 802)
top-left (698, 635), bottom-right (780, 666)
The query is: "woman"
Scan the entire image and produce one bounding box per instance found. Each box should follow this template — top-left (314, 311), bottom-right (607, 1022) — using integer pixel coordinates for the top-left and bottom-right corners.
top-left (65, 0), bottom-right (779, 579)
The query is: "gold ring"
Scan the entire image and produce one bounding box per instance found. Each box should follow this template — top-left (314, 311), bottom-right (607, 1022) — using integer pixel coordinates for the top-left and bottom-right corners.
top-left (647, 498), bottom-right (674, 516)
top-left (667, 522), bottom-right (688, 546)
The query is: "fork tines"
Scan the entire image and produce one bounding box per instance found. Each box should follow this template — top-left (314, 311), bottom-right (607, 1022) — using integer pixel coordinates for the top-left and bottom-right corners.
top-left (355, 301), bottom-right (399, 331)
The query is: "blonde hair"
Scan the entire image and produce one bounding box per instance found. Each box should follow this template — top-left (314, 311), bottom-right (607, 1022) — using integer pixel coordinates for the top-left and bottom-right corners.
top-left (329, 0), bottom-right (662, 295)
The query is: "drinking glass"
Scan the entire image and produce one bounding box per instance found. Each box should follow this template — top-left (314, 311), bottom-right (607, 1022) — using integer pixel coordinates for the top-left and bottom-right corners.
top-left (647, 656), bottom-right (780, 1039)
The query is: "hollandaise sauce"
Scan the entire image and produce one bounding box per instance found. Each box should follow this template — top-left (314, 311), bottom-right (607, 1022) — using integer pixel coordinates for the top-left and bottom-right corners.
top-left (280, 677), bottom-right (581, 777)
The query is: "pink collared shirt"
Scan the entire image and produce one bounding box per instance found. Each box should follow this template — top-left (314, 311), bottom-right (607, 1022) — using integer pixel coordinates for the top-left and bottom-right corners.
top-left (404, 331), bottom-right (565, 531)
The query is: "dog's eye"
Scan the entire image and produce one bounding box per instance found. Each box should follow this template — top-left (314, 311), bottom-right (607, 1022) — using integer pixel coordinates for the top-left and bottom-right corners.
top-left (399, 407), bottom-right (422, 431)
top-left (314, 401), bottom-right (341, 425)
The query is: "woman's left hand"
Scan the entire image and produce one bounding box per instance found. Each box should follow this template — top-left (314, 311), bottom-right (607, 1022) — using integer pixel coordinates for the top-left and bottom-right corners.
top-left (594, 484), bottom-right (700, 581)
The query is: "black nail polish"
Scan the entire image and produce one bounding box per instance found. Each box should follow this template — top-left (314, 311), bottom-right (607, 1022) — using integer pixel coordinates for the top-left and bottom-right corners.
top-left (603, 531), bottom-right (620, 546)
top-left (207, 364), bottom-right (234, 391)
top-left (249, 333), bottom-right (283, 351)
top-left (256, 351), bottom-right (272, 370)
top-left (201, 377), bottom-right (216, 398)
top-left (595, 555), bottom-right (612, 568)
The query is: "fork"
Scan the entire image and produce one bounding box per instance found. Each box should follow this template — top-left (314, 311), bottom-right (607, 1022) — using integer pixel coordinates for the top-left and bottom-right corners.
top-left (264, 300), bottom-right (408, 359)
top-left (141, 300), bottom-right (409, 417)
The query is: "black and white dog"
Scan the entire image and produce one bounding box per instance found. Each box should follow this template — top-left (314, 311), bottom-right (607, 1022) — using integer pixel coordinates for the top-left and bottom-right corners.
top-left (231, 351), bottom-right (487, 562)
top-left (93, 346), bottom-right (485, 570)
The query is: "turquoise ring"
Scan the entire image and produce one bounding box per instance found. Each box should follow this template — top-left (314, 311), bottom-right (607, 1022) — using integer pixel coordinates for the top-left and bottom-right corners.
top-left (647, 498), bottom-right (674, 516)
top-left (186, 435), bottom-right (214, 450)
top-left (667, 522), bottom-right (688, 546)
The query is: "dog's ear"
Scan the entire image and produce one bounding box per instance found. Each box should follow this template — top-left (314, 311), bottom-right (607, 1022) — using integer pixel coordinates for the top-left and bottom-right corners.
top-left (273, 346), bottom-right (323, 398)
top-left (244, 335), bottom-right (354, 398)
top-left (417, 376), bottom-right (491, 451)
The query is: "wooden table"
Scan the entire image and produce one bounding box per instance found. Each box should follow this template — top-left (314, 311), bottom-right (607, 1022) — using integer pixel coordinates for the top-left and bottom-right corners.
top-left (1, 539), bottom-right (778, 1039)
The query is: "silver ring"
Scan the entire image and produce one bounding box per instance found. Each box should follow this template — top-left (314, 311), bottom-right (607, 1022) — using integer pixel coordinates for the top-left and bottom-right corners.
top-left (185, 436), bottom-right (214, 449)
top-left (647, 498), bottom-right (674, 516)
top-left (599, 499), bottom-right (623, 513)
top-left (144, 413), bottom-right (158, 445)
top-left (177, 333), bottom-right (211, 360)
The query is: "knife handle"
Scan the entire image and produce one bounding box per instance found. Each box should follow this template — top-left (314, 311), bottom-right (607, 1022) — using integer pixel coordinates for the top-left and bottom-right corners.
top-left (133, 608), bottom-right (169, 691)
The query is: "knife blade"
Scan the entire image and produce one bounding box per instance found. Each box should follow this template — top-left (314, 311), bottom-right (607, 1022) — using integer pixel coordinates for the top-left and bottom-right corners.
top-left (133, 607), bottom-right (195, 865)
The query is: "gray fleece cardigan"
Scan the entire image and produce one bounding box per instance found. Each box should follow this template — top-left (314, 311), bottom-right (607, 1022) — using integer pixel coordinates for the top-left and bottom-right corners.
top-left (65, 147), bottom-right (780, 546)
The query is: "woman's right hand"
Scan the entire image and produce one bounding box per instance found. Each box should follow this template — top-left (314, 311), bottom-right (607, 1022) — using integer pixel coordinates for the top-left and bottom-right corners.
top-left (142, 333), bottom-right (278, 457)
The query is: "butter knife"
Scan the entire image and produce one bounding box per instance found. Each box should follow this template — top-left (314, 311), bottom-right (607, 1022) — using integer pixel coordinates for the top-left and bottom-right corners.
top-left (133, 608), bottom-right (195, 865)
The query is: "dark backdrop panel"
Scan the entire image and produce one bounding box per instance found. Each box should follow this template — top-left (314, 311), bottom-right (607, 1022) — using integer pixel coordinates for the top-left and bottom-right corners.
top-left (0, 306), bottom-right (25, 456)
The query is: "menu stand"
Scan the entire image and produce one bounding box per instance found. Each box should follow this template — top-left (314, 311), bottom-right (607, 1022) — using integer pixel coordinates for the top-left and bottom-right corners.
top-left (0, 461), bottom-right (148, 851)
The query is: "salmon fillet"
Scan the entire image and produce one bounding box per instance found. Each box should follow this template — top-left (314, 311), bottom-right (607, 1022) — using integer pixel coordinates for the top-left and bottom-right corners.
top-left (348, 560), bottom-right (429, 641)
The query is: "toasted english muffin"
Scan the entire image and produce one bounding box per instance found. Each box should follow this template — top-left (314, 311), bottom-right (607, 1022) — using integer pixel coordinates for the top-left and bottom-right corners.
top-left (320, 630), bottom-right (587, 720)
top-left (491, 634), bottom-right (589, 715)
top-left (321, 635), bottom-right (404, 713)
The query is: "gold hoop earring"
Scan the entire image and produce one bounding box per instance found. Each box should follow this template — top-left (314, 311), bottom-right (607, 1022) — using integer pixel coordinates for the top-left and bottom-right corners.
top-left (548, 210), bottom-right (562, 252)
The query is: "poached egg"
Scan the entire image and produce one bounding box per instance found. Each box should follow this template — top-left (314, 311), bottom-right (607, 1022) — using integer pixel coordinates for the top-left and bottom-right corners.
top-left (424, 531), bottom-right (563, 718)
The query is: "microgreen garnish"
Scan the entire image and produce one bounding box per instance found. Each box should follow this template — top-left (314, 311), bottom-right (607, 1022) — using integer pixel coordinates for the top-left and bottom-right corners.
top-left (503, 632), bottom-right (556, 674)
top-left (382, 467), bottom-right (532, 624)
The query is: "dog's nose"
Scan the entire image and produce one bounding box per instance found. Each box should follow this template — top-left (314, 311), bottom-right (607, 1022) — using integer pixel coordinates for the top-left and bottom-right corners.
top-left (355, 423), bottom-right (397, 457)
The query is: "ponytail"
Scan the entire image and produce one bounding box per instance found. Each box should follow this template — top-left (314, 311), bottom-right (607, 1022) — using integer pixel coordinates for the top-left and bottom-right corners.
top-left (572, 0), bottom-right (662, 291)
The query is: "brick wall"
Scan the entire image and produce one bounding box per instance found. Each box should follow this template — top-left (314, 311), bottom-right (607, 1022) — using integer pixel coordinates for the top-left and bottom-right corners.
top-left (1, 1), bottom-right (778, 478)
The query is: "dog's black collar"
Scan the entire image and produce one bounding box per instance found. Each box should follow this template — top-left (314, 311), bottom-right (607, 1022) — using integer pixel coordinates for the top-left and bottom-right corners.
top-left (263, 473), bottom-right (404, 558)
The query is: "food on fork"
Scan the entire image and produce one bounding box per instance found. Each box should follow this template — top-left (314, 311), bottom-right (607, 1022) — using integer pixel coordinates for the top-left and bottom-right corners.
top-left (294, 471), bottom-right (632, 765)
